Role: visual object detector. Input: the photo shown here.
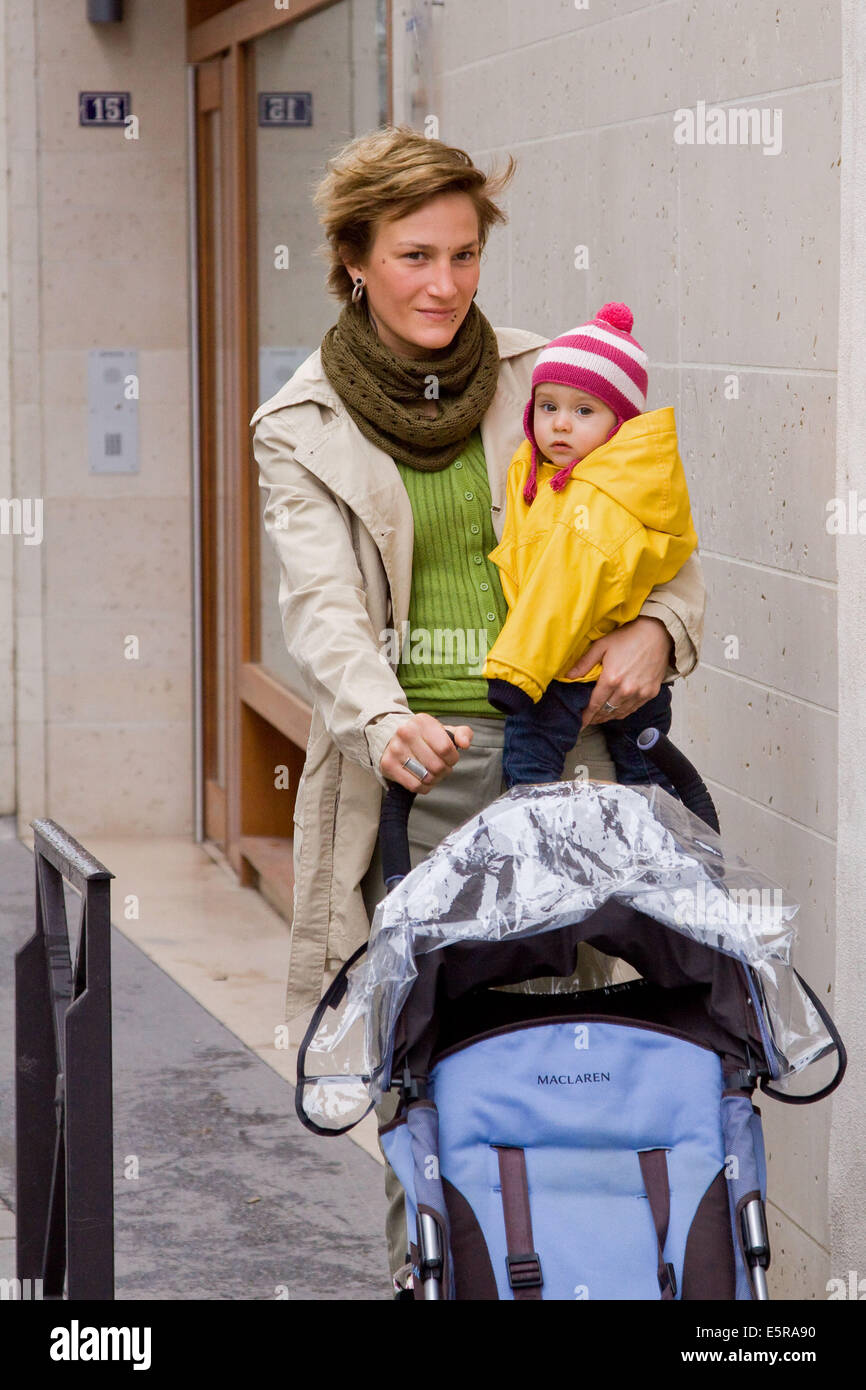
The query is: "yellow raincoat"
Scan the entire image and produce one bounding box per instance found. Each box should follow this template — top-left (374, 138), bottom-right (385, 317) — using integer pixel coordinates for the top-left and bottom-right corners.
top-left (483, 407), bottom-right (698, 703)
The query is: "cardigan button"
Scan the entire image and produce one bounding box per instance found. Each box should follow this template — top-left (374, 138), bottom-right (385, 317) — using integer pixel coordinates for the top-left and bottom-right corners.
top-left (464, 490), bottom-right (474, 501)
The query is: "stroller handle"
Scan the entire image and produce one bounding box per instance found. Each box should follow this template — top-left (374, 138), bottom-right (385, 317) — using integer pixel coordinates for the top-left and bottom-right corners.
top-left (379, 725), bottom-right (720, 891)
top-left (378, 730), bottom-right (459, 891)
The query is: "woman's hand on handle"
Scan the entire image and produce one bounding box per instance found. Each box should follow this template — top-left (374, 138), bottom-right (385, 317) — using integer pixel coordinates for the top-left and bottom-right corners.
top-left (564, 616), bottom-right (674, 730)
top-left (379, 712), bottom-right (473, 793)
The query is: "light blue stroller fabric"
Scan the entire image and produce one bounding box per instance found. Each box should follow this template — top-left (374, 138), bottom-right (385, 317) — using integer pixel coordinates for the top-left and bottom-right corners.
top-left (381, 1018), bottom-right (765, 1300)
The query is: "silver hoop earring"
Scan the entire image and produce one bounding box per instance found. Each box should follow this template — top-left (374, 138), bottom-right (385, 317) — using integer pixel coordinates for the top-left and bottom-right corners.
top-left (351, 276), bottom-right (365, 304)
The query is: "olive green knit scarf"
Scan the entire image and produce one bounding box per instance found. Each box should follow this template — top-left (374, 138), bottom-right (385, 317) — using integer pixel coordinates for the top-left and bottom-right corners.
top-left (319, 296), bottom-right (501, 471)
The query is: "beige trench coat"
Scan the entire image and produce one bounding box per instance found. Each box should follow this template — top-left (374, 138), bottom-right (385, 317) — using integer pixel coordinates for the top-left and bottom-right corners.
top-left (250, 326), bottom-right (706, 1020)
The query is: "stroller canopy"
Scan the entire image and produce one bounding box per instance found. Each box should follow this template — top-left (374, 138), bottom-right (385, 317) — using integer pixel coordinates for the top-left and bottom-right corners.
top-left (298, 781), bottom-right (837, 1133)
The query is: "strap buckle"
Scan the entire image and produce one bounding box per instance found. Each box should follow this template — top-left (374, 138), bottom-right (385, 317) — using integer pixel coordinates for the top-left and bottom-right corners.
top-left (398, 1067), bottom-right (428, 1102)
top-left (506, 1251), bottom-right (543, 1290)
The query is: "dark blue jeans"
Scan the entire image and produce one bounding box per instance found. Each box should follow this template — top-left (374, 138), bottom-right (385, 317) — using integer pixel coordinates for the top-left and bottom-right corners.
top-left (502, 679), bottom-right (679, 798)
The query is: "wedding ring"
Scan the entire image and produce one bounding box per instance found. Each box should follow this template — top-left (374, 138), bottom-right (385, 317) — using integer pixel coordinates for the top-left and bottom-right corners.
top-left (601, 701), bottom-right (619, 714)
top-left (402, 755), bottom-right (429, 781)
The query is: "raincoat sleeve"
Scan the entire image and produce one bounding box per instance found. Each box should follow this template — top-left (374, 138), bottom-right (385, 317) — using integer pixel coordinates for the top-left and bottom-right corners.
top-left (638, 550), bottom-right (705, 680)
top-left (484, 524), bottom-right (630, 703)
top-left (488, 458), bottom-right (522, 611)
top-left (253, 411), bottom-right (411, 789)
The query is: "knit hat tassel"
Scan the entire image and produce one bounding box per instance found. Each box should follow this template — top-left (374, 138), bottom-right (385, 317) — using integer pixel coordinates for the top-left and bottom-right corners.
top-left (523, 444), bottom-right (540, 504)
top-left (550, 459), bottom-right (581, 492)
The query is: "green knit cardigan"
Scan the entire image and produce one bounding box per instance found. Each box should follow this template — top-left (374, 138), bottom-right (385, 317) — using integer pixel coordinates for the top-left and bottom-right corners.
top-left (393, 427), bottom-right (508, 719)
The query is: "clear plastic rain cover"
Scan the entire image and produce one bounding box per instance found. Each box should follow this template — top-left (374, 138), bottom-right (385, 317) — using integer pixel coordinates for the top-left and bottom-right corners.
top-left (299, 781), bottom-right (834, 1131)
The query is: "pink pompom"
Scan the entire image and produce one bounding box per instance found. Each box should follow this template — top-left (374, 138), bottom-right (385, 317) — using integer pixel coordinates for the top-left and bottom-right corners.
top-left (596, 301), bottom-right (633, 333)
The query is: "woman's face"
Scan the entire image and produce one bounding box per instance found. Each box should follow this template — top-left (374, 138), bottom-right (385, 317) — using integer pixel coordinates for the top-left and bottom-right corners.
top-left (344, 192), bottom-right (482, 359)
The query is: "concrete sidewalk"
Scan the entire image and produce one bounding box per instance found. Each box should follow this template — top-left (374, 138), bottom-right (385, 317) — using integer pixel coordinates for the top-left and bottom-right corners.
top-left (0, 817), bottom-right (389, 1300)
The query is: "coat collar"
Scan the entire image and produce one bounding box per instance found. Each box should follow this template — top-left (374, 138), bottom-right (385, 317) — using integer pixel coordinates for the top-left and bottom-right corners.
top-left (250, 326), bottom-right (548, 628)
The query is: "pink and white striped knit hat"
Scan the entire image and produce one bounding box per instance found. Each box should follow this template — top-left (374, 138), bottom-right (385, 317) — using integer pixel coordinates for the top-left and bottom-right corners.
top-left (522, 301), bottom-right (648, 503)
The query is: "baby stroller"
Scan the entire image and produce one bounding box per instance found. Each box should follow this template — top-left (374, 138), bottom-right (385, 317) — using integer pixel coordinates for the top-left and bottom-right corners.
top-left (296, 731), bottom-right (845, 1301)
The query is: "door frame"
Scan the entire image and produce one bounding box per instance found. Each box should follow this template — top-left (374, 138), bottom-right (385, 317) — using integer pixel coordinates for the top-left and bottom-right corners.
top-left (188, 0), bottom-right (393, 907)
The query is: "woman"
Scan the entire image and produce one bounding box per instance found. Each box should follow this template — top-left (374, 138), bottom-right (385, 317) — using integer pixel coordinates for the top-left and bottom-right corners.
top-left (250, 125), bottom-right (705, 1289)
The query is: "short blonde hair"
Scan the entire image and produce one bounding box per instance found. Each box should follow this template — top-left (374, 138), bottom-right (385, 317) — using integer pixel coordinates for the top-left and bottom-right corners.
top-left (312, 125), bottom-right (516, 305)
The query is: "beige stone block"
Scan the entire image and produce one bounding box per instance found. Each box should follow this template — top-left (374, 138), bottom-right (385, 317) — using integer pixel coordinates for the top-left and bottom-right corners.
top-left (44, 608), bottom-right (191, 675)
top-left (12, 400), bottom-right (39, 476)
top-left (680, 0), bottom-right (841, 105)
top-left (680, 369), bottom-right (837, 579)
top-left (5, 0), bottom-right (36, 71)
top-left (0, 530), bottom-right (12, 583)
top-left (8, 151), bottom-right (37, 210)
top-left (46, 721), bottom-right (193, 837)
top-left (506, 0), bottom-right (653, 49)
top-left (765, 1201), bottom-right (830, 1299)
top-left (41, 251), bottom-right (187, 353)
top-left (698, 778), bottom-right (836, 974)
top-left (45, 663), bottom-right (192, 726)
top-left (12, 350), bottom-right (39, 405)
top-left (16, 659), bottom-right (44, 726)
top-left (41, 191), bottom-right (188, 281)
top-left (6, 30), bottom-right (36, 155)
top-left (14, 604), bottom-right (45, 676)
top-left (679, 86), bottom-right (841, 370)
top-left (584, 120), bottom-right (681, 364)
top-left (700, 556), bottom-right (837, 708)
top-left (675, 665), bottom-right (836, 837)
top-left (508, 133), bottom-right (593, 339)
top-left (11, 536), bottom-right (45, 620)
top-left (580, 3), bottom-right (682, 126)
top-left (10, 201), bottom-right (38, 263)
top-left (40, 151), bottom-right (185, 215)
top-left (42, 497), bottom-right (191, 616)
top-left (9, 263), bottom-right (38, 349)
top-left (764, 1091), bottom-right (832, 1250)
top-left (441, 0), bottom-right (515, 68)
top-left (439, 52), bottom-right (522, 152)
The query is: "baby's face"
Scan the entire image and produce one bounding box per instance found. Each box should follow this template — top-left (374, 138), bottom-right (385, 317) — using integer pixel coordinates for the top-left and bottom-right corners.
top-left (533, 383), bottom-right (618, 467)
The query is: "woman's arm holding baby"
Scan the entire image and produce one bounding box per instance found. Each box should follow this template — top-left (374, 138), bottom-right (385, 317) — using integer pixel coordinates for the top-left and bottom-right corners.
top-left (566, 551), bottom-right (706, 727)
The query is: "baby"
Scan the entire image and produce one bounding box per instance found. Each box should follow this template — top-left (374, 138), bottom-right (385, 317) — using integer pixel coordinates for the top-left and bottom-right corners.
top-left (482, 302), bottom-right (698, 795)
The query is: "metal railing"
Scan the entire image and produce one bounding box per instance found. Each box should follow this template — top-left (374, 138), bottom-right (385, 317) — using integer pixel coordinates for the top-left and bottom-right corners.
top-left (15, 819), bottom-right (115, 1300)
